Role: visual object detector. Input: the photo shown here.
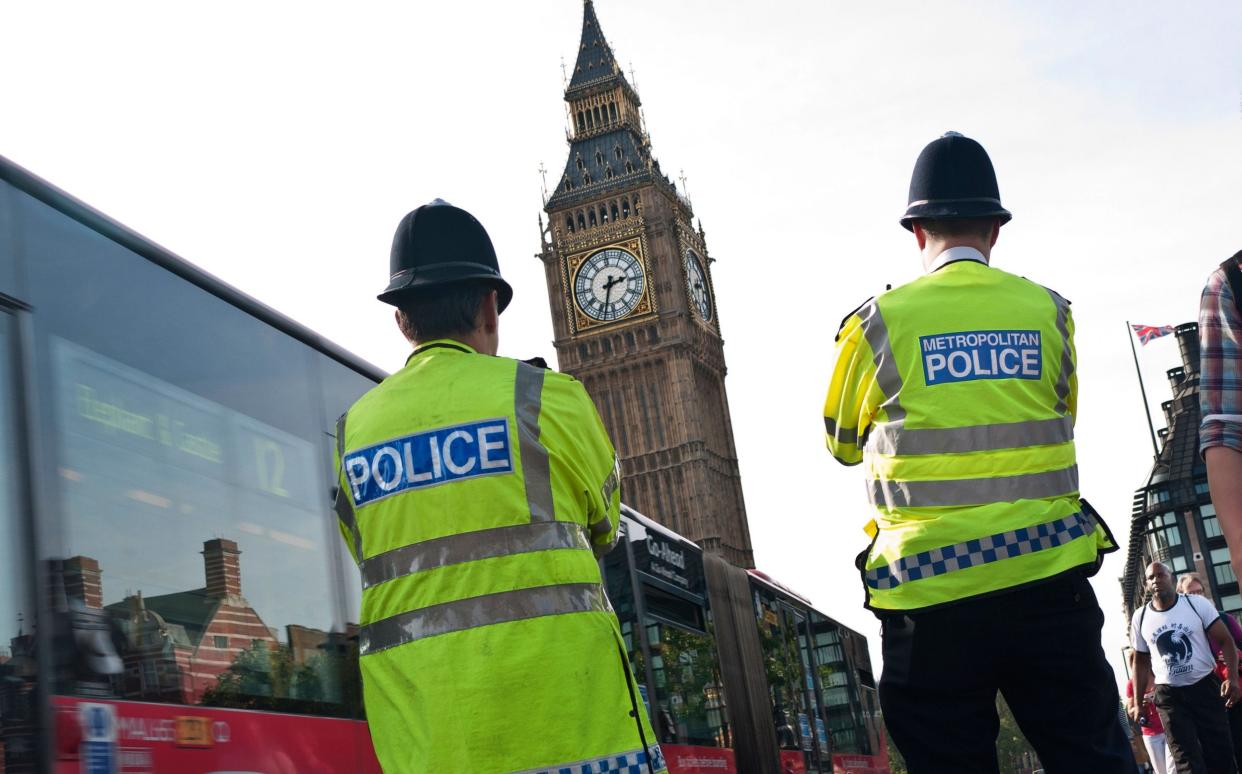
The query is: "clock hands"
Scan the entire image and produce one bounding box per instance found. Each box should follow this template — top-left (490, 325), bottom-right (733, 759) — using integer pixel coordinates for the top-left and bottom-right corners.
top-left (602, 272), bottom-right (625, 309)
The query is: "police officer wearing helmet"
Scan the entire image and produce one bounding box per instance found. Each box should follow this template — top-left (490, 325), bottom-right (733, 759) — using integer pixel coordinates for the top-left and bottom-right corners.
top-left (334, 200), bottom-right (666, 773)
top-left (823, 134), bottom-right (1134, 771)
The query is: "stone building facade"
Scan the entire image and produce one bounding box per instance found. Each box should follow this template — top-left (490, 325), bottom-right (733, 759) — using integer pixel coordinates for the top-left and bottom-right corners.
top-left (539, 0), bottom-right (754, 567)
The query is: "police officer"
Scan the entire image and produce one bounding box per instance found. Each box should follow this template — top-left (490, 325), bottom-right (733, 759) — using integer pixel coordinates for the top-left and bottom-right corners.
top-left (334, 200), bottom-right (665, 773)
top-left (823, 134), bottom-right (1133, 772)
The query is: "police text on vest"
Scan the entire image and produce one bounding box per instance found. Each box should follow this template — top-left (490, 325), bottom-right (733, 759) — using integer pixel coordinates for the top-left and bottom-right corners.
top-left (344, 418), bottom-right (513, 506)
top-left (920, 330), bottom-right (1041, 386)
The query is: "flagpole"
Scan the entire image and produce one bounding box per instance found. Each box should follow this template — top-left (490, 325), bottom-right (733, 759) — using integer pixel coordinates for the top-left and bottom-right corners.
top-left (1127, 320), bottom-right (1160, 457)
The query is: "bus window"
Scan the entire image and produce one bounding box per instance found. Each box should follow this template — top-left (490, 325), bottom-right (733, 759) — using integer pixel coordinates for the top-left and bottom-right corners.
top-left (643, 615), bottom-right (729, 748)
top-left (0, 311), bottom-right (38, 772)
top-left (14, 185), bottom-right (358, 718)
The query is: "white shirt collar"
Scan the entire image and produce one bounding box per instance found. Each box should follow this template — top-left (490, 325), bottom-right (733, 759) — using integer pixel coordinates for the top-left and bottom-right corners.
top-left (925, 246), bottom-right (988, 273)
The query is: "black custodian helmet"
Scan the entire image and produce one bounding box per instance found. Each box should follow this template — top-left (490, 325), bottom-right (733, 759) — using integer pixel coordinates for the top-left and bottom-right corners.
top-left (900, 132), bottom-right (1012, 231)
top-left (378, 199), bottom-right (514, 312)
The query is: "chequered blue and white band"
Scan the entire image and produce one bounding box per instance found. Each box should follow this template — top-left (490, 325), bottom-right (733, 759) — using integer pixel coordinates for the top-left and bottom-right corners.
top-left (865, 511), bottom-right (1094, 590)
top-left (518, 744), bottom-right (666, 774)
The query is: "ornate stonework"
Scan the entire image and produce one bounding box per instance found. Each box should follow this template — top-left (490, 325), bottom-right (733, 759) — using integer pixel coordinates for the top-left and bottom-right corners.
top-left (538, 0), bottom-right (754, 568)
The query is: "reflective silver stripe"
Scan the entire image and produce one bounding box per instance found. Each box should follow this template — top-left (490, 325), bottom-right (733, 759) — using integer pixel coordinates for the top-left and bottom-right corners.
top-left (1046, 289), bottom-right (1074, 415)
top-left (359, 520), bottom-right (592, 590)
top-left (360, 582), bottom-right (609, 655)
top-left (868, 416), bottom-right (1074, 456)
top-left (824, 416), bottom-right (859, 445)
top-left (859, 301), bottom-right (906, 422)
top-left (869, 465), bottom-right (1079, 509)
top-left (333, 413), bottom-right (364, 563)
top-left (515, 362), bottom-right (555, 522)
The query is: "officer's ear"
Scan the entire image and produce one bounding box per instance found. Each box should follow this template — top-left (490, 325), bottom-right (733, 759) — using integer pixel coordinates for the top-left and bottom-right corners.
top-left (912, 221), bottom-right (928, 251)
top-left (989, 218), bottom-right (1001, 248)
top-left (479, 290), bottom-right (499, 335)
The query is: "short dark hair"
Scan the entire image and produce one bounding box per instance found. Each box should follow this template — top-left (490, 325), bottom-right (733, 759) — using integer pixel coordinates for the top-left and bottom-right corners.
top-left (395, 282), bottom-right (490, 342)
top-left (915, 217), bottom-right (997, 240)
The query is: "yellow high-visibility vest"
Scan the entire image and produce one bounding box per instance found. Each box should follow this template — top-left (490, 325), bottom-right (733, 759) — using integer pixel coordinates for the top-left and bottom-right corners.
top-left (334, 339), bottom-right (664, 773)
top-left (824, 258), bottom-right (1116, 612)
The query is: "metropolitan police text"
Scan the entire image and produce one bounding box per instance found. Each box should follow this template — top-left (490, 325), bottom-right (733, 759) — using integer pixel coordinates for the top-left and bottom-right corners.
top-left (920, 330), bottom-right (1042, 386)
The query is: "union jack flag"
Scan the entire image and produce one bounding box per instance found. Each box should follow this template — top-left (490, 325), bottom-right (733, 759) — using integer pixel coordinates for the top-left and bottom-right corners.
top-left (1132, 323), bottom-right (1175, 345)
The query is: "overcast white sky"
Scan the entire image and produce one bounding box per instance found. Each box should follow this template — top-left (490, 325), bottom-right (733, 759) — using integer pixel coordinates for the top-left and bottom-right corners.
top-left (4, 0), bottom-right (1241, 688)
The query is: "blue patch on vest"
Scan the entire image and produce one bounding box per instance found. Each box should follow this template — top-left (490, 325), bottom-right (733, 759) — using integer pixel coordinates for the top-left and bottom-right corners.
top-left (344, 418), bottom-right (513, 507)
top-left (920, 329), bottom-right (1042, 386)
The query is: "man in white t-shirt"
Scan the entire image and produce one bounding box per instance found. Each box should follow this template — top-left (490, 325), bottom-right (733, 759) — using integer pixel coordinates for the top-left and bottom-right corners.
top-left (1132, 562), bottom-right (1241, 773)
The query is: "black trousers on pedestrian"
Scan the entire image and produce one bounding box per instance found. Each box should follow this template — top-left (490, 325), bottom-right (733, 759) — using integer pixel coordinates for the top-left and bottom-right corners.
top-left (878, 569), bottom-right (1136, 773)
top-left (1228, 701), bottom-right (1242, 773)
top-left (1154, 673), bottom-right (1236, 774)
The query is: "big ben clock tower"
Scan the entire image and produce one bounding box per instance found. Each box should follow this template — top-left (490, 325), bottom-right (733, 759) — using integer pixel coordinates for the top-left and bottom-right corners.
top-left (539, 0), bottom-right (754, 568)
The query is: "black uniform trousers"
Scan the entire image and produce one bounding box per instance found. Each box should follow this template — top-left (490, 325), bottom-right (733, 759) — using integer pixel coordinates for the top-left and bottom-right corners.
top-left (1153, 673), bottom-right (1236, 774)
top-left (878, 569), bottom-right (1136, 773)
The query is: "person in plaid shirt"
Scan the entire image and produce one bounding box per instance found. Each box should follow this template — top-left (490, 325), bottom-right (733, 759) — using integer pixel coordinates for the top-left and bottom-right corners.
top-left (1200, 250), bottom-right (1242, 591)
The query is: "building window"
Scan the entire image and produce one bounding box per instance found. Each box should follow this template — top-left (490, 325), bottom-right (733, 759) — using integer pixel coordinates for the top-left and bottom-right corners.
top-left (596, 151), bottom-right (603, 166)
top-left (577, 212), bottom-right (586, 230)
top-left (589, 209), bottom-right (597, 227)
top-left (1171, 555), bottom-right (1189, 572)
top-left (1196, 481), bottom-right (1212, 495)
top-left (1222, 594), bottom-right (1242, 616)
top-left (1212, 547), bottom-right (1236, 585)
top-left (615, 146), bottom-right (623, 160)
top-left (565, 216), bottom-right (574, 234)
top-left (214, 635), bottom-right (228, 649)
top-left (1204, 515), bottom-right (1223, 539)
top-left (1148, 489), bottom-right (1170, 508)
top-left (610, 203), bottom-right (619, 221)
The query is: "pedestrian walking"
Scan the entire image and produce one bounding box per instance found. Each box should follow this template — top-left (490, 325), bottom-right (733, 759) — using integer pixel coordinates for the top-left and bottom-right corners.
top-left (1129, 674), bottom-right (1177, 774)
top-left (822, 132), bottom-right (1133, 773)
top-left (1179, 572), bottom-right (1242, 772)
top-left (1131, 562), bottom-right (1240, 773)
top-left (332, 199), bottom-right (665, 773)
top-left (1200, 251), bottom-right (1242, 589)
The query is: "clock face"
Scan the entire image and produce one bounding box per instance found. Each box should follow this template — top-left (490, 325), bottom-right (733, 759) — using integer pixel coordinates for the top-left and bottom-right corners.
top-left (684, 249), bottom-right (712, 322)
top-left (574, 247), bottom-right (646, 322)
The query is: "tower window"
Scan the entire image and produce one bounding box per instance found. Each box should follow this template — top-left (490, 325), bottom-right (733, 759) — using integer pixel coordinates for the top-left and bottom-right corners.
top-left (582, 171), bottom-right (591, 184)
top-left (593, 107), bottom-right (602, 126)
top-left (609, 102), bottom-right (618, 122)
top-left (610, 203), bottom-right (619, 221)
top-left (577, 212), bottom-right (586, 230)
top-left (577, 112), bottom-right (585, 132)
top-left (615, 146), bottom-right (623, 160)
top-left (565, 216), bottom-right (574, 233)
top-left (622, 199), bottom-right (631, 218)
top-left (589, 209), bottom-right (597, 227)
top-left (600, 206), bottom-right (608, 223)
top-left (625, 161), bottom-right (634, 174)
top-left (576, 156), bottom-right (584, 170)
top-left (595, 151), bottom-right (603, 166)
top-left (605, 167), bottom-right (614, 179)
